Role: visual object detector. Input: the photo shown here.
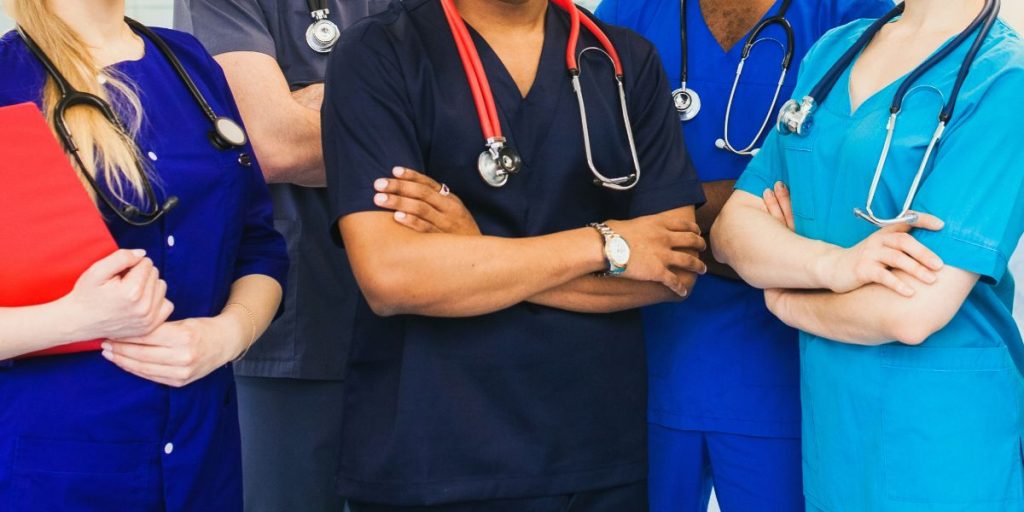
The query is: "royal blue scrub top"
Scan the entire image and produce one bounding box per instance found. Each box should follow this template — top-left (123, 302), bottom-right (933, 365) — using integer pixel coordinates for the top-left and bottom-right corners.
top-left (737, 19), bottom-right (1024, 511)
top-left (323, 0), bottom-right (704, 506)
top-left (0, 29), bottom-right (288, 511)
top-left (597, 0), bottom-right (892, 438)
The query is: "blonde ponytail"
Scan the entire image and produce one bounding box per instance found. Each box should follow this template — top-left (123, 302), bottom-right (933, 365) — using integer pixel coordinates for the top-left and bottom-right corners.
top-left (11, 0), bottom-right (149, 204)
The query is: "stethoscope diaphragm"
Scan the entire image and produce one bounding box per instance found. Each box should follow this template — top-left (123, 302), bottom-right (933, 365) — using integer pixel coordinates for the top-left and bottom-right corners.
top-left (672, 87), bottom-right (701, 121)
top-left (306, 16), bottom-right (340, 53)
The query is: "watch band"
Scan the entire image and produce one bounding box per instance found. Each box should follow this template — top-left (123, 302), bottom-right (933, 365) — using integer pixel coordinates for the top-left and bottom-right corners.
top-left (588, 222), bottom-right (625, 276)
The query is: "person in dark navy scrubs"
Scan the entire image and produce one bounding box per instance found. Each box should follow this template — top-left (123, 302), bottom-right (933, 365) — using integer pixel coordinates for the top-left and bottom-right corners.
top-left (0, 1), bottom-right (287, 510)
top-left (595, 1), bottom-right (891, 511)
top-left (173, 1), bottom-right (388, 509)
top-left (324, 0), bottom-right (706, 509)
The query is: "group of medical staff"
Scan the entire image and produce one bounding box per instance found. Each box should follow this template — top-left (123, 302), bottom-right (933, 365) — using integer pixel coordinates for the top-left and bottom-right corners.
top-left (0, 0), bottom-right (1022, 511)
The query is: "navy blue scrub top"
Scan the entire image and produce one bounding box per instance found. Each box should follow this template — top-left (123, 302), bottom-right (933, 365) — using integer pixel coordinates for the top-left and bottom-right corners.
top-left (598, 0), bottom-right (893, 439)
top-left (175, 0), bottom-right (390, 380)
top-left (323, 0), bottom-right (704, 505)
top-left (0, 29), bottom-right (288, 511)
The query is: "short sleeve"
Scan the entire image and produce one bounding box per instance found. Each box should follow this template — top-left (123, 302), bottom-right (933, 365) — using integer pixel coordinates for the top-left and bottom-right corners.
top-left (624, 37), bottom-right (705, 217)
top-left (173, 0), bottom-right (277, 58)
top-left (912, 72), bottom-right (1024, 284)
top-left (322, 27), bottom-right (425, 235)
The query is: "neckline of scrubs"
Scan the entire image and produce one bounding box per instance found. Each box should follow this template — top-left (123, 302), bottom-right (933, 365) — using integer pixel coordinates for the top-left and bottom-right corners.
top-left (690, 0), bottom-right (784, 55)
top-left (461, 6), bottom-right (570, 163)
top-left (829, 22), bottom-right (961, 118)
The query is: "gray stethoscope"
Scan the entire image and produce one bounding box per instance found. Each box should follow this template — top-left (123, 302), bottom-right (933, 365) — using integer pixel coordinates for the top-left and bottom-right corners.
top-left (306, 0), bottom-right (341, 53)
top-left (673, 0), bottom-right (794, 156)
top-left (776, 0), bottom-right (1000, 226)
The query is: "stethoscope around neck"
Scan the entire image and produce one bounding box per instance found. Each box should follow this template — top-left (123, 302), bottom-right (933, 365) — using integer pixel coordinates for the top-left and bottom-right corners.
top-left (674, 0), bottom-right (794, 157)
top-left (440, 0), bottom-right (641, 191)
top-left (306, 0), bottom-right (341, 53)
top-left (775, 0), bottom-right (1000, 227)
top-left (17, 17), bottom-right (249, 227)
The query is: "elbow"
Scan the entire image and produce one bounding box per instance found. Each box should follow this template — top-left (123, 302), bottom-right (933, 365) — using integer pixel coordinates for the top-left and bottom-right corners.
top-left (359, 274), bottom-right (409, 318)
top-left (885, 309), bottom-right (951, 346)
top-left (253, 144), bottom-right (300, 183)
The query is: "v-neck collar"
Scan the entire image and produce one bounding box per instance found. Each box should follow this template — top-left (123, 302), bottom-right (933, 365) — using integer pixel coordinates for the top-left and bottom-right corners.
top-left (836, 20), bottom-right (961, 117)
top-left (463, 5), bottom-right (570, 163)
top-left (691, 0), bottom-right (783, 56)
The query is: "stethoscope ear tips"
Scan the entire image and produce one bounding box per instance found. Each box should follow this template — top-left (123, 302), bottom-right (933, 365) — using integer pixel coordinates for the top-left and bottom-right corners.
top-left (714, 138), bottom-right (726, 150)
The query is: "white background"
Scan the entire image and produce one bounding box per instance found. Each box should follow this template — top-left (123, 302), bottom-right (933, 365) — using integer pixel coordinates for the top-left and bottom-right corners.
top-left (1, 2), bottom-right (1022, 511)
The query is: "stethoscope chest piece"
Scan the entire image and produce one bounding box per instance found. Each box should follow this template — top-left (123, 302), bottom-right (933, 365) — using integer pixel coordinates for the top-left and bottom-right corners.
top-left (306, 9), bottom-right (340, 53)
top-left (212, 117), bottom-right (248, 149)
top-left (477, 142), bottom-right (522, 188)
top-left (672, 87), bottom-right (701, 121)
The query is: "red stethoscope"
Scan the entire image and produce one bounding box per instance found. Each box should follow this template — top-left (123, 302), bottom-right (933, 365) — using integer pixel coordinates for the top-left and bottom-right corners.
top-left (440, 0), bottom-right (642, 190)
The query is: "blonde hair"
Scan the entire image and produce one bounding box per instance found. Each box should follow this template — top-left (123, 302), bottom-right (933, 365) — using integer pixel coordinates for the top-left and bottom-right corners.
top-left (11, 0), bottom-right (149, 203)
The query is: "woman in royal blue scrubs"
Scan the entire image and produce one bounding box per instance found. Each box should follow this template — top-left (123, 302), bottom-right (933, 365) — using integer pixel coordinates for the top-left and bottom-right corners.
top-left (595, 0), bottom-right (889, 510)
top-left (714, 0), bottom-right (1024, 509)
top-left (0, 1), bottom-right (287, 510)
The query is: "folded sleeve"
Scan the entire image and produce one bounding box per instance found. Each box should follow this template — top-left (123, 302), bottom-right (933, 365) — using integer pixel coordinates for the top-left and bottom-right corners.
top-left (911, 71), bottom-right (1024, 284)
top-left (322, 27), bottom-right (425, 238)
top-left (624, 36), bottom-right (705, 218)
top-left (173, 0), bottom-right (277, 58)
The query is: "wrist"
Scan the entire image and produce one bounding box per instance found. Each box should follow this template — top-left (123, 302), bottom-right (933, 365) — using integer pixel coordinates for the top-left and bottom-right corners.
top-left (52, 294), bottom-right (92, 343)
top-left (217, 307), bottom-right (253, 361)
top-left (810, 243), bottom-right (843, 291)
top-left (576, 226), bottom-right (611, 274)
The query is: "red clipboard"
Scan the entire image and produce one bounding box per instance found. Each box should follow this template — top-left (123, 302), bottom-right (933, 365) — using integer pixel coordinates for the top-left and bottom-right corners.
top-left (0, 102), bottom-right (118, 357)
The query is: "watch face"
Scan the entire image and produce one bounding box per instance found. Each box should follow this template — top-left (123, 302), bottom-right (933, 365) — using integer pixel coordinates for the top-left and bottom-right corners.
top-left (607, 236), bottom-right (630, 267)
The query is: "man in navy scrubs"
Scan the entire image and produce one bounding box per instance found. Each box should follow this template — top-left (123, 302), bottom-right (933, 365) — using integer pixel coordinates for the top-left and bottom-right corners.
top-left (596, 1), bottom-right (891, 511)
top-left (323, 0), bottom-right (707, 509)
top-left (174, 1), bottom-right (387, 510)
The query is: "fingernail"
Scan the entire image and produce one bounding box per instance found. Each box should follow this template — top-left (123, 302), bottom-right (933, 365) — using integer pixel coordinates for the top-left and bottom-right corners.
top-left (132, 249), bottom-right (146, 257)
top-left (374, 178), bottom-right (388, 191)
top-left (678, 289), bottom-right (688, 297)
top-left (393, 167), bottom-right (405, 177)
top-left (394, 211), bottom-right (406, 220)
top-left (101, 342), bottom-right (111, 351)
top-left (374, 193), bottom-right (388, 205)
top-left (101, 350), bottom-right (112, 360)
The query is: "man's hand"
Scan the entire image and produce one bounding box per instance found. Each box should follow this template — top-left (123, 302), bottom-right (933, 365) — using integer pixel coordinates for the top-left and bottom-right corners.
top-left (373, 166), bottom-right (481, 235)
top-left (606, 214), bottom-right (706, 297)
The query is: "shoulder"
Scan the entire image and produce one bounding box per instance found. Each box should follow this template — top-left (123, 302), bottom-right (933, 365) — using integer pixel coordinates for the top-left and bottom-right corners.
top-left (328, 0), bottom-right (428, 79)
top-left (588, 9), bottom-right (662, 72)
top-left (954, 20), bottom-right (1024, 119)
top-left (800, 18), bottom-right (872, 71)
top-left (146, 26), bottom-right (220, 71)
top-left (594, 0), bottom-right (663, 29)
top-left (0, 30), bottom-right (47, 106)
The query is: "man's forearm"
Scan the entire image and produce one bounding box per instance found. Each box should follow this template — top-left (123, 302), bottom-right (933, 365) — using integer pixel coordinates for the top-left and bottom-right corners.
top-left (698, 179), bottom-right (741, 280)
top-left (342, 213), bottom-right (608, 317)
top-left (528, 273), bottom-right (691, 313)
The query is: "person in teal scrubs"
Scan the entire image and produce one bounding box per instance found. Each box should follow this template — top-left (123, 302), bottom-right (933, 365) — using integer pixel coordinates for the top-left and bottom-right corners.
top-left (712, 0), bottom-right (1024, 509)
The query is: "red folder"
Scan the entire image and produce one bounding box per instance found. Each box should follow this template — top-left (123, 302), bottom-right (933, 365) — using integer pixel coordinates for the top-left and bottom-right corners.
top-left (0, 102), bottom-right (118, 357)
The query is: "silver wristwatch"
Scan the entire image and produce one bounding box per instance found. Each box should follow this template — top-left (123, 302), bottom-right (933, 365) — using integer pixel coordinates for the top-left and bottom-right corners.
top-left (589, 222), bottom-right (631, 276)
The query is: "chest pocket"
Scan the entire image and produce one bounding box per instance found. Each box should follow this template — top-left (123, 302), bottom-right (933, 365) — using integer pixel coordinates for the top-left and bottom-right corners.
top-left (780, 139), bottom-right (818, 233)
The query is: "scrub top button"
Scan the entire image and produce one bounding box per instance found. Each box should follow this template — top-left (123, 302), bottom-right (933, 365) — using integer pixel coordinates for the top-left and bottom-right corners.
top-left (167, 235), bottom-right (175, 247)
top-left (163, 442), bottom-right (174, 455)
top-left (147, 151), bottom-right (158, 161)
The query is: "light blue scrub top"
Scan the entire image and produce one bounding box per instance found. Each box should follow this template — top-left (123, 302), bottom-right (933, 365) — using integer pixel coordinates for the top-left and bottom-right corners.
top-left (597, 0), bottom-right (892, 438)
top-left (736, 18), bottom-right (1024, 512)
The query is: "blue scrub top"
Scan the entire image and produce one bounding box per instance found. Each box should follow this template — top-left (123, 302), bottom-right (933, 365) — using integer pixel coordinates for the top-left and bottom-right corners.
top-left (323, 0), bottom-right (704, 505)
top-left (597, 0), bottom-right (893, 438)
top-left (0, 29), bottom-right (288, 511)
top-left (737, 19), bottom-right (1024, 511)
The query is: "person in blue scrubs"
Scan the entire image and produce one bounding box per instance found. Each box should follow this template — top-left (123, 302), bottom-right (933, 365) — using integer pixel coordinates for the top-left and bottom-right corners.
top-left (594, 0), bottom-right (890, 510)
top-left (713, 0), bottom-right (1024, 510)
top-left (322, 0), bottom-right (707, 509)
top-left (0, 1), bottom-right (288, 510)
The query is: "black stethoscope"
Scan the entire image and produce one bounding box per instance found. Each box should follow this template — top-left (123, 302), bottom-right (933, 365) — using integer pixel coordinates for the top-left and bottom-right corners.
top-left (441, 0), bottom-right (641, 190)
top-left (673, 0), bottom-right (794, 156)
top-left (17, 18), bottom-right (249, 227)
top-left (776, 0), bottom-right (999, 226)
top-left (306, 0), bottom-right (341, 53)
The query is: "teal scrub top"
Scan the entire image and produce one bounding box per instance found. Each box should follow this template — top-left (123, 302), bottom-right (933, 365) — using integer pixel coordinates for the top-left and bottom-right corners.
top-left (736, 18), bottom-right (1024, 512)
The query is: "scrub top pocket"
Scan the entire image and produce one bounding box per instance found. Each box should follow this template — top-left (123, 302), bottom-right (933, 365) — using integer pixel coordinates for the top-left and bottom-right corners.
top-left (880, 345), bottom-right (1024, 508)
top-left (780, 142), bottom-right (817, 235)
top-left (10, 437), bottom-right (159, 511)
